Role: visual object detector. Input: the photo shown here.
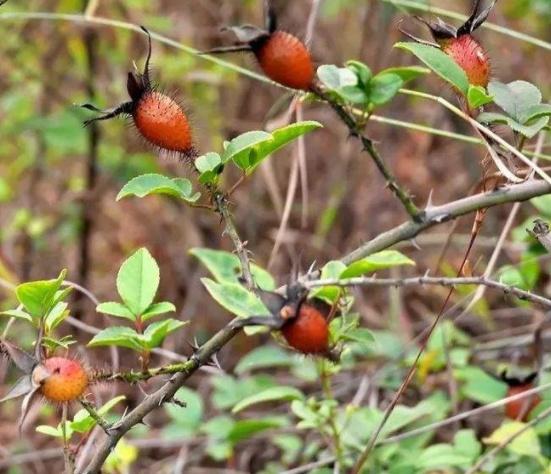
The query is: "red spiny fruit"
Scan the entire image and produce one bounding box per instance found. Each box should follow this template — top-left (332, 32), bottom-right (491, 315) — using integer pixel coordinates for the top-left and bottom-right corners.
top-left (255, 31), bottom-right (314, 90)
top-left (81, 27), bottom-right (194, 157)
top-left (281, 303), bottom-right (329, 354)
top-left (502, 373), bottom-right (541, 421)
top-left (203, 6), bottom-right (314, 90)
top-left (403, 0), bottom-right (496, 88)
top-left (441, 35), bottom-right (490, 87)
top-left (39, 357), bottom-right (89, 403)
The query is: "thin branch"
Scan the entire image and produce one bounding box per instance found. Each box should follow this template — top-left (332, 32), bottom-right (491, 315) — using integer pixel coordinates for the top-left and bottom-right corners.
top-left (314, 89), bottom-right (421, 220)
top-left (341, 179), bottom-right (551, 265)
top-left (304, 275), bottom-right (551, 308)
top-left (215, 193), bottom-right (254, 289)
top-left (465, 404), bottom-right (551, 474)
top-left (82, 320), bottom-right (241, 473)
top-left (79, 398), bottom-right (111, 434)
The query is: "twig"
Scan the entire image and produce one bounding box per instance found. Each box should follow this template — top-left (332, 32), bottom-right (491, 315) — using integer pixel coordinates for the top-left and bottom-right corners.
top-left (341, 179), bottom-right (551, 265)
top-left (528, 218), bottom-right (551, 253)
top-left (314, 88), bottom-right (421, 220)
top-left (82, 319), bottom-right (241, 473)
top-left (79, 398), bottom-right (111, 434)
top-left (215, 193), bottom-right (254, 289)
top-left (303, 276), bottom-right (551, 308)
top-left (382, 380), bottom-right (551, 445)
top-left (465, 404), bottom-right (551, 474)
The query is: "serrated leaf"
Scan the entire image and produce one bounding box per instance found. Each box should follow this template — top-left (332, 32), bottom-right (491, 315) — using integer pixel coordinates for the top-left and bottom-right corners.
top-left (87, 326), bottom-right (144, 351)
top-left (228, 122), bottom-right (322, 173)
top-left (340, 250), bottom-right (415, 278)
top-left (369, 72), bottom-right (403, 106)
top-left (488, 80), bottom-right (542, 123)
top-left (232, 386), bottom-right (303, 413)
top-left (478, 112), bottom-right (549, 138)
top-left (394, 42), bottom-right (469, 95)
top-left (96, 302), bottom-right (135, 321)
top-left (116, 248), bottom-right (159, 316)
top-left (202, 278), bottom-right (270, 318)
top-left (15, 270), bottom-right (66, 320)
top-left (141, 302), bottom-right (176, 322)
top-left (116, 174), bottom-right (200, 203)
top-left (190, 248), bottom-right (275, 290)
top-left (142, 319), bottom-right (186, 349)
top-left (467, 84), bottom-right (493, 109)
top-left (378, 66), bottom-right (430, 82)
top-left (317, 64), bottom-right (358, 90)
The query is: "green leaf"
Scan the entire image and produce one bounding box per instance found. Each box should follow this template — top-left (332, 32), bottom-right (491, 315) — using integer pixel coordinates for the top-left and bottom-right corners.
top-left (15, 270), bottom-right (66, 320)
top-left (235, 346), bottom-right (295, 374)
top-left (142, 319), bottom-right (186, 349)
top-left (455, 366), bottom-right (507, 404)
top-left (87, 326), bottom-right (144, 351)
top-left (116, 173), bottom-right (200, 203)
top-left (416, 444), bottom-right (472, 470)
top-left (340, 250), bottom-right (415, 278)
top-left (484, 421), bottom-right (541, 458)
top-left (341, 327), bottom-right (375, 345)
top-left (0, 308), bottom-right (32, 322)
top-left (202, 278), bottom-right (270, 318)
top-left (467, 85), bottom-right (493, 109)
top-left (522, 103), bottom-right (551, 123)
top-left (232, 386), bottom-right (304, 413)
top-left (478, 111), bottom-right (549, 138)
top-left (36, 425), bottom-right (64, 438)
top-left (116, 248), bottom-right (159, 316)
top-left (195, 153), bottom-right (223, 185)
top-left (190, 247), bottom-right (275, 290)
top-left (394, 42), bottom-right (469, 95)
top-left (317, 64), bottom-right (358, 90)
top-left (227, 417), bottom-right (287, 443)
top-left (96, 302), bottom-right (135, 321)
top-left (378, 66), bottom-right (430, 82)
top-left (345, 60), bottom-right (372, 84)
top-left (369, 72), bottom-right (403, 106)
top-left (71, 396), bottom-right (126, 433)
top-left (228, 122), bottom-right (322, 173)
top-left (44, 302), bottom-right (69, 332)
top-left (222, 131), bottom-right (271, 165)
top-left (165, 387), bottom-right (203, 431)
top-left (488, 80), bottom-right (542, 123)
top-left (141, 302), bottom-right (176, 322)
top-left (310, 260), bottom-right (347, 304)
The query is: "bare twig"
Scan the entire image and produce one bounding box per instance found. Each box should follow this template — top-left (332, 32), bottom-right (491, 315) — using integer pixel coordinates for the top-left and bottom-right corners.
top-left (304, 275), bottom-right (551, 309)
top-left (79, 398), bottom-right (111, 434)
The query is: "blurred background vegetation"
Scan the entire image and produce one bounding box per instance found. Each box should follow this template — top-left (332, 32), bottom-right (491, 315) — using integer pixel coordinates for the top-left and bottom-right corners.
top-left (2, 0), bottom-right (551, 472)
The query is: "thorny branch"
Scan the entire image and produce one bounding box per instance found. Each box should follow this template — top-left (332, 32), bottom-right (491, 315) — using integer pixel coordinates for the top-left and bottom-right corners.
top-left (304, 275), bottom-right (551, 309)
top-left (313, 88), bottom-right (422, 221)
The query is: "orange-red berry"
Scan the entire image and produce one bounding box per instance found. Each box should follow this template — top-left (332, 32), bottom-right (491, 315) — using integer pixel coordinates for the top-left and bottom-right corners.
top-left (281, 303), bottom-right (329, 354)
top-left (39, 357), bottom-right (88, 403)
top-left (134, 92), bottom-right (193, 153)
top-left (441, 35), bottom-right (490, 87)
top-left (255, 31), bottom-right (314, 90)
top-left (505, 383), bottom-right (540, 421)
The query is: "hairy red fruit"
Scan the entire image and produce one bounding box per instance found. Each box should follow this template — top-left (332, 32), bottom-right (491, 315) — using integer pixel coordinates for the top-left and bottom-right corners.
top-left (255, 31), bottom-right (314, 90)
top-left (39, 357), bottom-right (88, 403)
top-left (134, 92), bottom-right (193, 153)
top-left (441, 35), bottom-right (490, 87)
top-left (505, 383), bottom-right (540, 421)
top-left (281, 303), bottom-right (329, 354)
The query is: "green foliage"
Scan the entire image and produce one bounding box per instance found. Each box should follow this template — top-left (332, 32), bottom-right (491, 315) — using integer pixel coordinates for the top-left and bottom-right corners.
top-left (201, 278), bottom-right (270, 318)
top-left (479, 81), bottom-right (551, 138)
top-left (91, 248), bottom-right (184, 352)
top-left (394, 42), bottom-right (469, 95)
top-left (317, 61), bottom-right (428, 111)
top-left (468, 84), bottom-right (494, 109)
top-left (164, 387), bottom-right (204, 439)
top-left (190, 247), bottom-right (275, 290)
top-left (116, 173), bottom-right (200, 203)
top-left (232, 386), bottom-right (304, 413)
